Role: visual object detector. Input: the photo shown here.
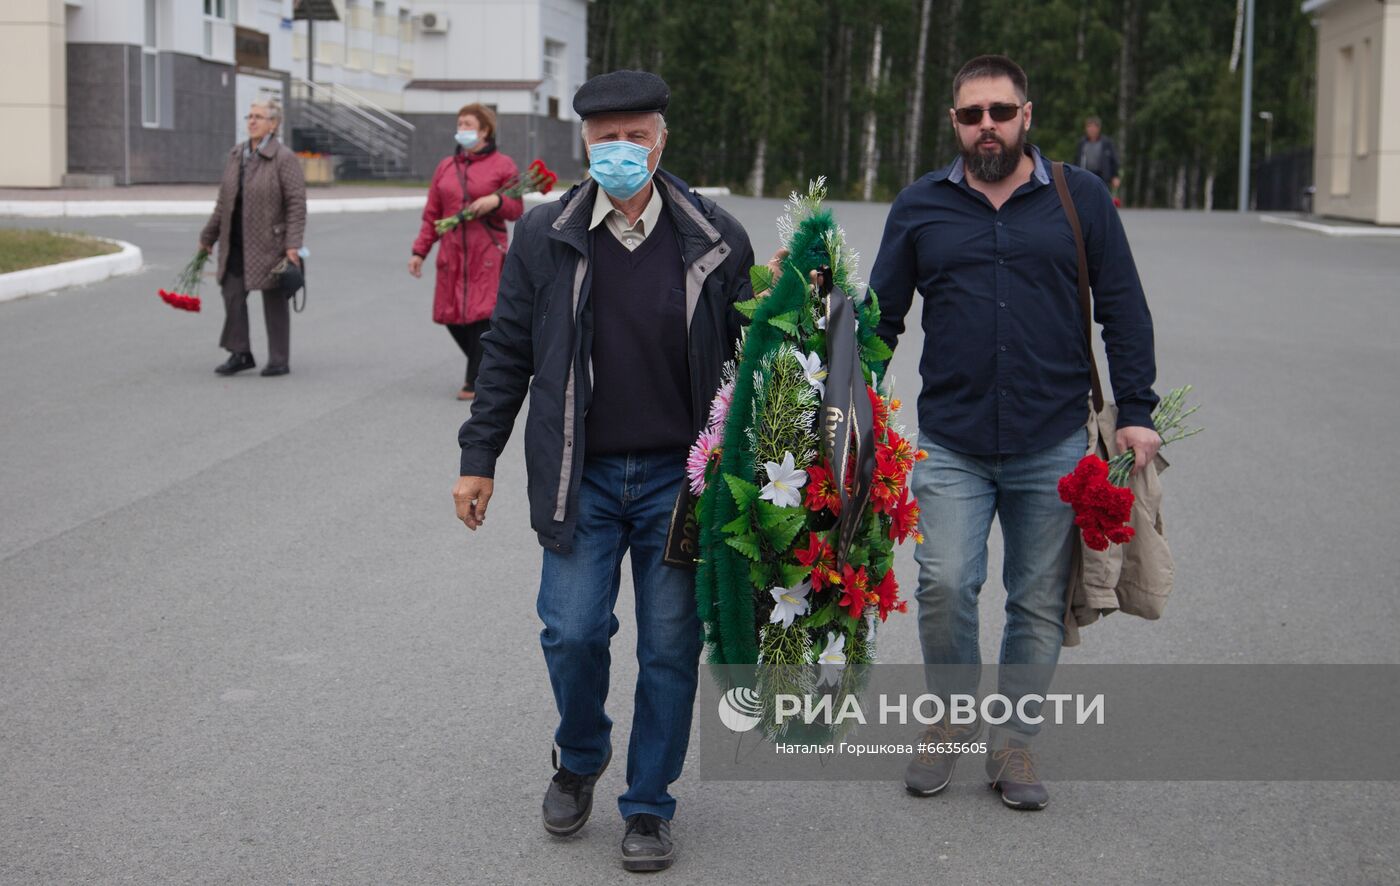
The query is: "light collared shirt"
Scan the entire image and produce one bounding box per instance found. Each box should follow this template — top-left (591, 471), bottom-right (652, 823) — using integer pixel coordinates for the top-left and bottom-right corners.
top-left (589, 182), bottom-right (663, 251)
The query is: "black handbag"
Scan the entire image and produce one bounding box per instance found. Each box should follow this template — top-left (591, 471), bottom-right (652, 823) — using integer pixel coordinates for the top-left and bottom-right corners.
top-left (272, 257), bottom-right (306, 313)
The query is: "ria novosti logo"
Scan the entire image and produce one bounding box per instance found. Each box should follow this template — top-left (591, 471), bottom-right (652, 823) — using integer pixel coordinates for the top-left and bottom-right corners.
top-left (716, 687), bottom-right (763, 733)
top-left (717, 688), bottom-right (1106, 731)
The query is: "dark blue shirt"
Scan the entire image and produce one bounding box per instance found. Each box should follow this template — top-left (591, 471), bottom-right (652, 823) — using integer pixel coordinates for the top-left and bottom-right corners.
top-left (870, 147), bottom-right (1158, 456)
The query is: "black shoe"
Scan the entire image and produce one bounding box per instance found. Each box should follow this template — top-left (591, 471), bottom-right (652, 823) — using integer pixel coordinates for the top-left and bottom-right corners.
top-left (542, 747), bottom-right (610, 836)
top-left (215, 352), bottom-right (255, 375)
top-left (260, 365), bottom-right (289, 377)
top-left (621, 814), bottom-right (674, 872)
top-left (986, 739), bottom-right (1050, 810)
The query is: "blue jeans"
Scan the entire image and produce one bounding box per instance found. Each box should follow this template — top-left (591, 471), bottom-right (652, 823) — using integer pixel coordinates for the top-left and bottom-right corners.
top-left (910, 429), bottom-right (1085, 739)
top-left (537, 450), bottom-right (702, 821)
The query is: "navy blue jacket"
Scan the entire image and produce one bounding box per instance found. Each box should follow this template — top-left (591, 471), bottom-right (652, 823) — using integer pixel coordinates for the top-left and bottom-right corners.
top-left (870, 148), bottom-right (1157, 456)
top-left (458, 171), bottom-right (755, 552)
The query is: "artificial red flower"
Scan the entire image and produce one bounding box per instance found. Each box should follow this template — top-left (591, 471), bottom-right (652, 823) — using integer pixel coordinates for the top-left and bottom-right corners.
top-left (872, 568), bottom-right (907, 621)
top-left (879, 429), bottom-right (916, 479)
top-left (795, 532), bottom-right (839, 590)
top-left (1057, 455), bottom-right (1135, 551)
top-left (889, 490), bottom-right (922, 544)
top-left (838, 564), bottom-right (871, 620)
top-left (869, 451), bottom-right (904, 514)
top-left (804, 462), bottom-right (842, 515)
top-left (868, 385), bottom-right (890, 432)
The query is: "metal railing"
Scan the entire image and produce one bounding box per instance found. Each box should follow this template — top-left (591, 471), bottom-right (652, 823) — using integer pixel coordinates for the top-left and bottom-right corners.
top-left (288, 77), bottom-right (416, 178)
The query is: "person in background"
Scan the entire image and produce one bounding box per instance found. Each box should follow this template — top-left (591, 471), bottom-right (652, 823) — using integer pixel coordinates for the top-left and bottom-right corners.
top-left (200, 98), bottom-right (306, 377)
top-left (1076, 115), bottom-right (1121, 194)
top-left (409, 103), bottom-right (524, 400)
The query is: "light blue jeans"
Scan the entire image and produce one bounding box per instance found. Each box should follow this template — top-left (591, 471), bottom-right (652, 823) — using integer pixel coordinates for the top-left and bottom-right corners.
top-left (910, 429), bottom-right (1085, 739)
top-left (537, 450), bottom-right (702, 821)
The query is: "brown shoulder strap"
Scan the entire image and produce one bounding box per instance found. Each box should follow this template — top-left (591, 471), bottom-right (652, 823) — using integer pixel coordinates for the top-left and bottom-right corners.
top-left (1051, 161), bottom-right (1104, 413)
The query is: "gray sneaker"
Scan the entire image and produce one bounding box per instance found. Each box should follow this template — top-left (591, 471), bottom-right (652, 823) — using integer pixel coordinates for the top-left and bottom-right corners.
top-left (621, 813), bottom-right (674, 872)
top-left (904, 721), bottom-right (982, 797)
top-left (986, 739), bottom-right (1049, 810)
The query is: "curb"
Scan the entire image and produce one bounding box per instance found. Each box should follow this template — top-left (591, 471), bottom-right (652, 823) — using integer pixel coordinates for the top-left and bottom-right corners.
top-left (0, 186), bottom-right (733, 219)
top-left (1259, 214), bottom-right (1400, 238)
top-left (0, 197), bottom-right (427, 218)
top-left (0, 237), bottom-right (143, 303)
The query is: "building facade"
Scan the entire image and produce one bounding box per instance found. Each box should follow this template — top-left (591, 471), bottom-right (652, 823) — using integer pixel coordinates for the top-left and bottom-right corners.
top-left (1304, 0), bottom-right (1399, 225)
top-left (393, 0), bottom-right (587, 180)
top-left (0, 0), bottom-right (586, 187)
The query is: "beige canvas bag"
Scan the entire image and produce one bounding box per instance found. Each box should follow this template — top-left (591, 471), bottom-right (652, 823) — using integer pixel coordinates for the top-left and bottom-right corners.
top-left (1051, 161), bottom-right (1175, 647)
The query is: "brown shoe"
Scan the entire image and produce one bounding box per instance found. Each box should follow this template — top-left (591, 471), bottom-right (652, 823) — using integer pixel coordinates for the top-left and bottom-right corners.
top-left (904, 720), bottom-right (982, 797)
top-left (457, 386), bottom-right (475, 401)
top-left (986, 739), bottom-right (1049, 810)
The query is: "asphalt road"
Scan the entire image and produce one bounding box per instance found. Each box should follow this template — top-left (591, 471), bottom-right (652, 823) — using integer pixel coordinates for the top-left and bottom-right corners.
top-left (2, 196), bottom-right (1398, 885)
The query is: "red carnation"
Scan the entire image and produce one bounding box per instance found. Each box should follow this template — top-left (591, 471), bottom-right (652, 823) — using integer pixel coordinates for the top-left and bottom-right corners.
top-left (1058, 455), bottom-right (1135, 551)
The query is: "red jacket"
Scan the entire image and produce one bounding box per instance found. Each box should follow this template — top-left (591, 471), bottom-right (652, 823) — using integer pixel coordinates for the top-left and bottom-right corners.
top-left (412, 147), bottom-right (525, 325)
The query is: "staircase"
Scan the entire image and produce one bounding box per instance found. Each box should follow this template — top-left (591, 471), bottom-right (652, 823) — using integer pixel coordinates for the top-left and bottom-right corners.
top-left (287, 77), bottom-right (416, 180)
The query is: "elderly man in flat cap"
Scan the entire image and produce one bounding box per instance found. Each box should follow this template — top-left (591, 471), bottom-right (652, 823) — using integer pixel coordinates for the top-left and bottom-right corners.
top-left (452, 70), bottom-right (755, 872)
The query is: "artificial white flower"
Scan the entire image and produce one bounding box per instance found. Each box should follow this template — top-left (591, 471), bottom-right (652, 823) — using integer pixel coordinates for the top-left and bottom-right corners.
top-left (817, 631), bottom-right (847, 687)
top-left (760, 452), bottom-right (807, 509)
top-left (816, 313), bottom-right (827, 331)
top-left (768, 579), bottom-right (813, 629)
top-left (798, 351), bottom-right (828, 397)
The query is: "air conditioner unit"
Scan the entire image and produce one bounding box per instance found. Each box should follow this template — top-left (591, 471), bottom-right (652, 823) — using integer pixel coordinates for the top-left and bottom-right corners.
top-left (419, 10), bottom-right (449, 33)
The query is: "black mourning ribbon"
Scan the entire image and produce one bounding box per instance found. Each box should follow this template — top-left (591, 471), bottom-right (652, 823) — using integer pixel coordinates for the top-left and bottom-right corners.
top-left (816, 267), bottom-right (876, 567)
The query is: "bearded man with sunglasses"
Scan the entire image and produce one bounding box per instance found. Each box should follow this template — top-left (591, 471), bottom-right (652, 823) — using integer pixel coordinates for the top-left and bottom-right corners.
top-left (869, 54), bottom-right (1160, 810)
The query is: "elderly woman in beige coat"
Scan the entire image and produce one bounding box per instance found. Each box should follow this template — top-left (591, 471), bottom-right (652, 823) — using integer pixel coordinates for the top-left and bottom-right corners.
top-left (199, 98), bottom-right (307, 377)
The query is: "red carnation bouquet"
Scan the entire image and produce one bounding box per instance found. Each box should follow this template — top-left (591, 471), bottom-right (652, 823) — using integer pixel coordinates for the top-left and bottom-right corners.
top-left (158, 248), bottom-right (209, 312)
top-left (1058, 385), bottom-right (1202, 550)
top-left (434, 158), bottom-right (559, 235)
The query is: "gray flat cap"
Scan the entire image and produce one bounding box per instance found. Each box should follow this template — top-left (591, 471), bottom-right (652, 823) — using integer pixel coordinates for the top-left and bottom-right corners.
top-left (572, 70), bottom-right (670, 119)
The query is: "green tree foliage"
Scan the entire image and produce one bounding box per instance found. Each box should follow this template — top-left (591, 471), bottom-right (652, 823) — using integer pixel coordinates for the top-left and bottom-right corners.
top-left (587, 0), bottom-right (1315, 208)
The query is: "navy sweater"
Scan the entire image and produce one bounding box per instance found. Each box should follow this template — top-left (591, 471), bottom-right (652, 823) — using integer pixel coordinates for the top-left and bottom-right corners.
top-left (584, 208), bottom-right (693, 456)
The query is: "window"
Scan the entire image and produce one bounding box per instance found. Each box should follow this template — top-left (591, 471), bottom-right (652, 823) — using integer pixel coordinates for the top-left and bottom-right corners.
top-left (142, 0), bottom-right (159, 126)
top-left (346, 0), bottom-right (370, 30)
top-left (203, 0), bottom-right (234, 58)
top-left (1331, 45), bottom-right (1354, 196)
top-left (543, 39), bottom-right (565, 119)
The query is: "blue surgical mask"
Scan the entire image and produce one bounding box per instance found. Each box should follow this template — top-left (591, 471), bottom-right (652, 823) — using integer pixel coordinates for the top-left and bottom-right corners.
top-left (455, 130), bottom-right (479, 149)
top-left (587, 137), bottom-right (661, 200)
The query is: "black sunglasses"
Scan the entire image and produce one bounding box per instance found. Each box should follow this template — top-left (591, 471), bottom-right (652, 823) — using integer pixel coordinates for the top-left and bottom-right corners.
top-left (954, 103), bottom-right (1023, 125)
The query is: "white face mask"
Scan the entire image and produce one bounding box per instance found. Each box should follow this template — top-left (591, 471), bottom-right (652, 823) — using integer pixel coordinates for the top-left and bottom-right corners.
top-left (455, 130), bottom-right (479, 149)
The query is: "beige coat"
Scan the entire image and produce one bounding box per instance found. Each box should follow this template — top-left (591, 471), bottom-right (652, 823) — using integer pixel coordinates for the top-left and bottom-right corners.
top-left (200, 136), bottom-right (307, 291)
top-left (1062, 405), bottom-right (1175, 647)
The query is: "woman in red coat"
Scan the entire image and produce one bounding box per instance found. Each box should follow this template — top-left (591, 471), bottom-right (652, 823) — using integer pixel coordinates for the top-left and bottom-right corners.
top-left (409, 103), bottom-right (524, 399)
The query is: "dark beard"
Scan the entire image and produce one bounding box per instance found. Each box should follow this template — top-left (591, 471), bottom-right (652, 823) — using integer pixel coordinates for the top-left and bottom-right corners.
top-left (962, 128), bottom-right (1025, 182)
